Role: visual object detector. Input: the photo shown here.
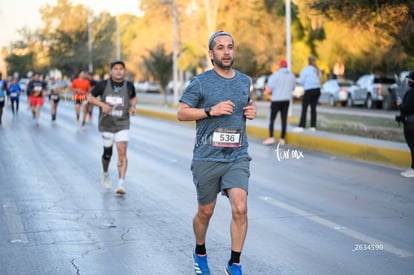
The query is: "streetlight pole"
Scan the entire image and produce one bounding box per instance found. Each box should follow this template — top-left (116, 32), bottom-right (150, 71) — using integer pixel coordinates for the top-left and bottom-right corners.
top-left (286, 0), bottom-right (291, 70)
top-left (286, 0), bottom-right (296, 120)
top-left (88, 15), bottom-right (93, 73)
top-left (116, 15), bottom-right (121, 60)
top-left (172, 0), bottom-right (179, 106)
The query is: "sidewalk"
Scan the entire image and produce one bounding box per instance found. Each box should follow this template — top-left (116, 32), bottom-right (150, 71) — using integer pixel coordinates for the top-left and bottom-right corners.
top-left (136, 103), bottom-right (410, 168)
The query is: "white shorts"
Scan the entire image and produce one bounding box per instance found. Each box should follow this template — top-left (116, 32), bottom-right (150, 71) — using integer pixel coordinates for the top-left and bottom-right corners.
top-left (101, 130), bottom-right (129, 147)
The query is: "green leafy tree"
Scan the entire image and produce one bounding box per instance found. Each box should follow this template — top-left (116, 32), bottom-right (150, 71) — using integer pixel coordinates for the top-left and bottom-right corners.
top-left (5, 28), bottom-right (45, 76)
top-left (5, 0), bottom-right (413, 83)
top-left (142, 44), bottom-right (173, 93)
top-left (310, 0), bottom-right (414, 70)
top-left (39, 0), bottom-right (116, 76)
top-left (233, 44), bottom-right (259, 77)
top-left (5, 53), bottom-right (35, 78)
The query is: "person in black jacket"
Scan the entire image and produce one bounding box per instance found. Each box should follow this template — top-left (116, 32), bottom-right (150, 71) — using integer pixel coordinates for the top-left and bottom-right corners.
top-left (397, 71), bottom-right (414, 177)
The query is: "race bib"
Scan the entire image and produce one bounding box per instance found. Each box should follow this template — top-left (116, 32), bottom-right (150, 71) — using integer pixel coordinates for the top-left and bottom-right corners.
top-left (106, 96), bottom-right (124, 117)
top-left (51, 95), bottom-right (59, 100)
top-left (0, 97), bottom-right (4, 102)
top-left (111, 109), bottom-right (123, 117)
top-left (105, 96), bottom-right (123, 106)
top-left (212, 128), bottom-right (242, 147)
top-left (10, 93), bottom-right (18, 97)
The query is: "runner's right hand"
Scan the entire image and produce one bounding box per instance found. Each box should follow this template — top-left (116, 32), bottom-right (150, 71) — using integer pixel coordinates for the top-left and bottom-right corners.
top-left (101, 103), bottom-right (112, 115)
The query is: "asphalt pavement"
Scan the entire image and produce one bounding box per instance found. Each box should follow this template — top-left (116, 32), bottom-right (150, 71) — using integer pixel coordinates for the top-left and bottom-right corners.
top-left (1, 101), bottom-right (413, 275)
top-left (136, 93), bottom-right (410, 169)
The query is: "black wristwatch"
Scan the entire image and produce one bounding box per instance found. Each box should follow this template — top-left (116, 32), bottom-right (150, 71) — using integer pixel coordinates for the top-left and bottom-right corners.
top-left (204, 106), bottom-right (211, 117)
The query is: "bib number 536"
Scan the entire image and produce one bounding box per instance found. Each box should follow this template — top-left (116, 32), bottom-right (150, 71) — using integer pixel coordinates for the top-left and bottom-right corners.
top-left (212, 128), bottom-right (242, 148)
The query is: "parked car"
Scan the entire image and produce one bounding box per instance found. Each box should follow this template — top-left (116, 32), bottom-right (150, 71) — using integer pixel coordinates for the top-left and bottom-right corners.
top-left (166, 80), bottom-right (191, 94)
top-left (134, 81), bottom-right (161, 93)
top-left (319, 79), bottom-right (353, 107)
top-left (292, 80), bottom-right (304, 101)
top-left (252, 75), bottom-right (269, 101)
top-left (347, 74), bottom-right (396, 109)
top-left (389, 70), bottom-right (410, 104)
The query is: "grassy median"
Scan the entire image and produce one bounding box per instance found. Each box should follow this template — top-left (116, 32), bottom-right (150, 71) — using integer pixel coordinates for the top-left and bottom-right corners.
top-left (317, 113), bottom-right (404, 142)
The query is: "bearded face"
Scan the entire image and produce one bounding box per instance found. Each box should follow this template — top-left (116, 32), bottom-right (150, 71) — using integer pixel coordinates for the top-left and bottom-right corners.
top-left (208, 35), bottom-right (235, 70)
top-left (211, 51), bottom-right (234, 70)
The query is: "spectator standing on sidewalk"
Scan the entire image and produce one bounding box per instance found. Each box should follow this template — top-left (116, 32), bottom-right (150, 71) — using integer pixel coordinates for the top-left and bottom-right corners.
top-left (396, 71), bottom-right (414, 178)
top-left (263, 59), bottom-right (296, 145)
top-left (294, 55), bottom-right (321, 132)
top-left (88, 60), bottom-right (137, 195)
top-left (177, 31), bottom-right (256, 275)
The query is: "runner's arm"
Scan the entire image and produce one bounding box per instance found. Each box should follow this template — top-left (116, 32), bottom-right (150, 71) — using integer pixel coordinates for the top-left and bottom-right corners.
top-left (129, 96), bottom-right (137, 116)
top-left (88, 94), bottom-right (112, 114)
top-left (88, 81), bottom-right (111, 114)
top-left (177, 100), bottom-right (237, 121)
top-left (177, 103), bottom-right (209, 121)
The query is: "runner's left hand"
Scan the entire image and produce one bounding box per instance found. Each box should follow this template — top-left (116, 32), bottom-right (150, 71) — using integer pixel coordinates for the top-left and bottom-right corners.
top-left (130, 106), bottom-right (136, 116)
top-left (243, 99), bottom-right (256, 120)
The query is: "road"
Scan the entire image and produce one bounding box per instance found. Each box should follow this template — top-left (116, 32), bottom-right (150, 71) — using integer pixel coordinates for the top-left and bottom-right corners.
top-left (0, 100), bottom-right (413, 275)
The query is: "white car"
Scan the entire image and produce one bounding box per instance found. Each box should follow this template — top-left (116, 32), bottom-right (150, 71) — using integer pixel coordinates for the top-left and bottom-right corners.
top-left (319, 79), bottom-right (353, 107)
top-left (292, 81), bottom-right (304, 101)
top-left (134, 81), bottom-right (161, 93)
top-left (347, 74), bottom-right (395, 109)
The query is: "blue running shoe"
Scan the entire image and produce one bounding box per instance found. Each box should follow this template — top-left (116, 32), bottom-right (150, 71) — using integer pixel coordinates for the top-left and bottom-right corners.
top-left (193, 251), bottom-right (210, 274)
top-left (225, 262), bottom-right (242, 275)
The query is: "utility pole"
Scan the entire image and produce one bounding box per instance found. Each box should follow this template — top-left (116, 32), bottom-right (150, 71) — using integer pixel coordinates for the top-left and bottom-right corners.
top-left (286, 0), bottom-right (296, 121)
top-left (88, 15), bottom-right (93, 73)
top-left (116, 15), bottom-right (121, 60)
top-left (286, 0), bottom-right (291, 70)
top-left (172, 0), bottom-right (179, 106)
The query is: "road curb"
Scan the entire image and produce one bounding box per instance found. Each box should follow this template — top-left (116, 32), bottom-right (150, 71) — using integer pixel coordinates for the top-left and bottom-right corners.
top-left (136, 107), bottom-right (410, 168)
top-left (245, 125), bottom-right (410, 168)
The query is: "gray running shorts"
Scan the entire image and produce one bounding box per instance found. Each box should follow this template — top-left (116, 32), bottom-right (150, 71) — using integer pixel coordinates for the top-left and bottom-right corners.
top-left (191, 157), bottom-right (250, 205)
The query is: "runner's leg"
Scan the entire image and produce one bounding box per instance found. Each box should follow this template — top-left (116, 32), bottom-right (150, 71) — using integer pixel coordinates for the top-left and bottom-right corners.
top-left (116, 141), bottom-right (128, 180)
top-left (75, 102), bottom-right (80, 123)
top-left (81, 101), bottom-right (88, 127)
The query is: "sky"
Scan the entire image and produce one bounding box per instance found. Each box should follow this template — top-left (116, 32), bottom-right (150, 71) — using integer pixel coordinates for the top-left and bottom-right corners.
top-left (0, 0), bottom-right (141, 48)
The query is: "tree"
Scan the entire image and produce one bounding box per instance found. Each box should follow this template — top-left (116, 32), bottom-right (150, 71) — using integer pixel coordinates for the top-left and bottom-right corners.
top-left (5, 53), bottom-right (35, 78)
top-left (310, 0), bottom-right (414, 69)
top-left (5, 28), bottom-right (44, 77)
top-left (4, 0), bottom-right (412, 82)
top-left (142, 44), bottom-right (173, 93)
top-left (39, 0), bottom-right (116, 76)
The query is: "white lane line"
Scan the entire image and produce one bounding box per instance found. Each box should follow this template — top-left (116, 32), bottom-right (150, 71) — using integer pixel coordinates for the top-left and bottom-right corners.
top-left (260, 196), bottom-right (413, 257)
top-left (2, 198), bottom-right (29, 244)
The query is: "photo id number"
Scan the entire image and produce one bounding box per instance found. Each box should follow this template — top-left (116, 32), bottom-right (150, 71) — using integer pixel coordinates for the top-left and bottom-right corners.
top-left (352, 243), bottom-right (384, 251)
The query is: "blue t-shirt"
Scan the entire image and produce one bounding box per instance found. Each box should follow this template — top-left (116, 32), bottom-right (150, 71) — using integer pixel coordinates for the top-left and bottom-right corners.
top-left (179, 69), bottom-right (251, 162)
top-left (8, 83), bottom-right (21, 98)
top-left (0, 80), bottom-right (6, 97)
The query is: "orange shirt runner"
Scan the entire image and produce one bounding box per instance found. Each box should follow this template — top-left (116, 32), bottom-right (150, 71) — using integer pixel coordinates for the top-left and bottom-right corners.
top-left (71, 78), bottom-right (91, 101)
